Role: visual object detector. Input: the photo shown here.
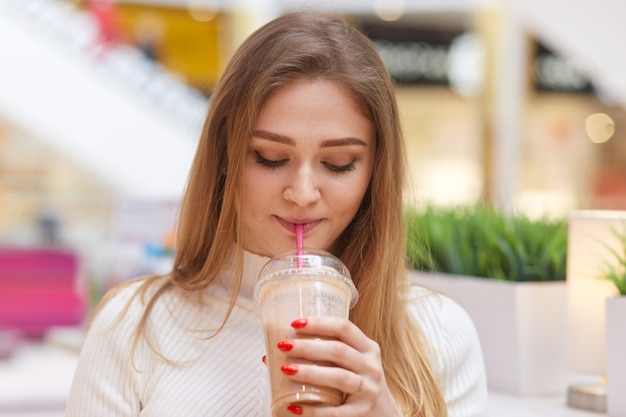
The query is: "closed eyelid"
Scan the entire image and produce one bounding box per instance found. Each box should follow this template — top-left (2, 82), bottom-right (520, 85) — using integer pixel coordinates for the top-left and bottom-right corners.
top-left (254, 151), bottom-right (287, 165)
top-left (324, 160), bottom-right (356, 172)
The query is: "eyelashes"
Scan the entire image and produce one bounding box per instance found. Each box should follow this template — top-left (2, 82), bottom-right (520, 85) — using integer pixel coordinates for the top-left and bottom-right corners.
top-left (254, 151), bottom-right (356, 173)
top-left (324, 160), bottom-right (356, 172)
top-left (254, 151), bottom-right (287, 168)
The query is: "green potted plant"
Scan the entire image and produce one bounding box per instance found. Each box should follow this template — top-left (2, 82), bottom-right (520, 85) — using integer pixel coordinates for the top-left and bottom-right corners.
top-left (405, 204), bottom-right (567, 281)
top-left (404, 203), bottom-right (569, 395)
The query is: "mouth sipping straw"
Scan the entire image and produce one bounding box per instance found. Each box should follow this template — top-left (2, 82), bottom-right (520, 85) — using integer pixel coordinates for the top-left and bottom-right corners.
top-left (295, 223), bottom-right (304, 268)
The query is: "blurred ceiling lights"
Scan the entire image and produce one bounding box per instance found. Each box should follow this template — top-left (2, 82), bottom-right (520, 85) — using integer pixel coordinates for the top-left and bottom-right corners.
top-left (374, 0), bottom-right (406, 21)
top-left (187, 0), bottom-right (218, 21)
top-left (585, 113), bottom-right (615, 144)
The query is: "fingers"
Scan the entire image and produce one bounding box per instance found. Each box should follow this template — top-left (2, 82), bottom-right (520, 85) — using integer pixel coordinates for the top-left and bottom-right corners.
top-left (290, 316), bottom-right (376, 354)
top-left (264, 317), bottom-right (398, 416)
top-left (281, 316), bottom-right (382, 386)
top-left (279, 336), bottom-right (360, 372)
top-left (277, 361), bottom-right (364, 395)
top-left (287, 317), bottom-right (381, 375)
top-left (275, 316), bottom-right (381, 401)
top-left (273, 316), bottom-right (387, 415)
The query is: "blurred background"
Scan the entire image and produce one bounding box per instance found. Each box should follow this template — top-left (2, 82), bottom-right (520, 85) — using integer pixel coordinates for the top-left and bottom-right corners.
top-left (0, 0), bottom-right (625, 415)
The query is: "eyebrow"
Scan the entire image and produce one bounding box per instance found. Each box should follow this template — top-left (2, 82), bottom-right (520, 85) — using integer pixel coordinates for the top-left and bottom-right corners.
top-left (251, 129), bottom-right (369, 148)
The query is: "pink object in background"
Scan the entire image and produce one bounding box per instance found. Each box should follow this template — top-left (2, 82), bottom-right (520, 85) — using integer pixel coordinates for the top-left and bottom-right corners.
top-left (0, 248), bottom-right (86, 340)
top-left (85, 0), bottom-right (122, 58)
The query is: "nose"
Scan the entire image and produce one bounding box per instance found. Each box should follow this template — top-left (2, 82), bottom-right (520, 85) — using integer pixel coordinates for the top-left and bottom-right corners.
top-left (283, 165), bottom-right (321, 207)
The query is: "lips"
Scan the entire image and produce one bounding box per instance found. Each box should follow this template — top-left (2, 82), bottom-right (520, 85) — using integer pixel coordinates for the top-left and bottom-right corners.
top-left (276, 216), bottom-right (323, 233)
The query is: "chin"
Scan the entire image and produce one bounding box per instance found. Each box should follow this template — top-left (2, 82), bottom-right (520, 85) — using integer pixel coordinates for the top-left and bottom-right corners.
top-left (243, 244), bottom-right (288, 259)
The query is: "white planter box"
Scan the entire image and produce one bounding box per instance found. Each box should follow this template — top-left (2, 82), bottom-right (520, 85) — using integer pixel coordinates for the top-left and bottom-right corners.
top-left (566, 210), bottom-right (626, 374)
top-left (409, 271), bottom-right (568, 395)
top-left (606, 296), bottom-right (626, 417)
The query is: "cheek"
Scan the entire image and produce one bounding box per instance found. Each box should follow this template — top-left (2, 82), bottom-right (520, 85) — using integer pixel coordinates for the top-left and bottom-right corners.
top-left (242, 168), bottom-right (279, 211)
top-left (332, 176), bottom-right (370, 216)
top-left (349, 170), bottom-right (373, 214)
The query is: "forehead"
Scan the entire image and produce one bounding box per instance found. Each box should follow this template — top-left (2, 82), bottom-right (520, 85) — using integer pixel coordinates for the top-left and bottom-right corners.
top-left (262, 77), bottom-right (368, 115)
top-left (254, 79), bottom-right (373, 138)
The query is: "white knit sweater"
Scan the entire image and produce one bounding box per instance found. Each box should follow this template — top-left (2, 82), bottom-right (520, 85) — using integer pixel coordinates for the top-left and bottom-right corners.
top-left (65, 251), bottom-right (488, 416)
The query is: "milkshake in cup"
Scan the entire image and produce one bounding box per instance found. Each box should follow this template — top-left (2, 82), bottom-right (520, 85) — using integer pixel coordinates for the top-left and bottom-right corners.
top-left (254, 248), bottom-right (358, 417)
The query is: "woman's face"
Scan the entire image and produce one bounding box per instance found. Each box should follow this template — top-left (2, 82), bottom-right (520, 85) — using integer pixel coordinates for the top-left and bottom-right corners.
top-left (242, 79), bottom-right (375, 257)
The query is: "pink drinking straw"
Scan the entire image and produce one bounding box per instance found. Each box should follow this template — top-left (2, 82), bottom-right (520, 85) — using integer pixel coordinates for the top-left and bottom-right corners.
top-left (295, 223), bottom-right (304, 268)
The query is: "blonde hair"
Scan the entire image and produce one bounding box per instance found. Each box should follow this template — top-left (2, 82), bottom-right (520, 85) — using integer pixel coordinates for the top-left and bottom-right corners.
top-left (97, 11), bottom-right (446, 417)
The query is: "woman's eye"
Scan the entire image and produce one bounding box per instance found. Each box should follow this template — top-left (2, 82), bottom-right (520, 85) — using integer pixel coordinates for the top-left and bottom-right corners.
top-left (324, 160), bottom-right (356, 173)
top-left (255, 151), bottom-right (287, 168)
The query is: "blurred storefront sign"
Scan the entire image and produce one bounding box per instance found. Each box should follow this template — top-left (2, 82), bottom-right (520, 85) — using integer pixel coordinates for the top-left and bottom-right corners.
top-left (360, 20), bottom-right (485, 97)
top-left (361, 20), bottom-right (593, 99)
top-left (373, 38), bottom-right (451, 85)
top-left (359, 21), bottom-right (464, 86)
top-left (534, 41), bottom-right (593, 94)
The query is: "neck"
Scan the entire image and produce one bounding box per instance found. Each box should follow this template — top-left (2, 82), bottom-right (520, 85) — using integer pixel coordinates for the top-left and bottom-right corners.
top-left (218, 248), bottom-right (270, 300)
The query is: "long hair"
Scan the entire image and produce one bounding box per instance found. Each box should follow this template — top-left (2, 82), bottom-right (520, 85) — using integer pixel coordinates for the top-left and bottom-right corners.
top-left (100, 11), bottom-right (446, 417)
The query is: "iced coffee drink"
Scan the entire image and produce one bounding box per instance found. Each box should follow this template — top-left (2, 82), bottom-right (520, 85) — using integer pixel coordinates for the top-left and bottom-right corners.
top-left (254, 249), bottom-right (358, 417)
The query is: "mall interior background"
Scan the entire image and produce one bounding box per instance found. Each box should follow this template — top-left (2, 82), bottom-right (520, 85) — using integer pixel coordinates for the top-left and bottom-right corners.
top-left (1, 0), bottom-right (625, 320)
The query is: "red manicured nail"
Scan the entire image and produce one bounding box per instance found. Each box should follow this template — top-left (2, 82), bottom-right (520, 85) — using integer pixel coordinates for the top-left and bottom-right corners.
top-left (281, 364), bottom-right (298, 375)
top-left (277, 340), bottom-right (294, 351)
top-left (287, 405), bottom-right (303, 414)
top-left (291, 318), bottom-right (307, 329)
top-left (262, 355), bottom-right (266, 364)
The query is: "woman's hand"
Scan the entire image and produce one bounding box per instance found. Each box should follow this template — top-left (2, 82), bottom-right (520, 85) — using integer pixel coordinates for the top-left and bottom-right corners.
top-left (275, 317), bottom-right (403, 417)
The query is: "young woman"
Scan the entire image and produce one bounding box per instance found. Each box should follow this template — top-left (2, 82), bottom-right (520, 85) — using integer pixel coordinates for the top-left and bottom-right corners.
top-left (65, 11), bottom-right (487, 417)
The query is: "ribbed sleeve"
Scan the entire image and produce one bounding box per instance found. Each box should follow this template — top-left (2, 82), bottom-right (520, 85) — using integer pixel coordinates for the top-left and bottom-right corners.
top-left (64, 283), bottom-right (143, 416)
top-left (64, 280), bottom-right (270, 417)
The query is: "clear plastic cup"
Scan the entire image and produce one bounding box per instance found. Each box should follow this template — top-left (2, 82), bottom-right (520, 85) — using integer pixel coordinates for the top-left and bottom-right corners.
top-left (254, 248), bottom-right (358, 417)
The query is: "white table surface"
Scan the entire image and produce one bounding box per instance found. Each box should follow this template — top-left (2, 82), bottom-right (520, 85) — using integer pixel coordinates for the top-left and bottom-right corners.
top-left (0, 342), bottom-right (75, 416)
top-left (488, 391), bottom-right (605, 417)
top-left (0, 331), bottom-right (608, 417)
